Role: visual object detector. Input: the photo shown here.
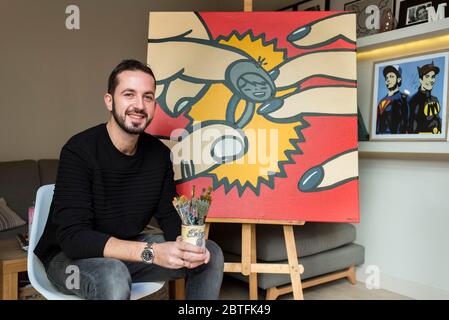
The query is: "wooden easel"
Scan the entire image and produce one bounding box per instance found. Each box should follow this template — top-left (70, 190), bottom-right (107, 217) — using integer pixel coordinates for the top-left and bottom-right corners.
top-left (244, 0), bottom-right (253, 12)
top-left (205, 218), bottom-right (306, 300)
top-left (170, 0), bottom-right (308, 300)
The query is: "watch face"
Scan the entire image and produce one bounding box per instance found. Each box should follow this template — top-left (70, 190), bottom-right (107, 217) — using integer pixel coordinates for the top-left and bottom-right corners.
top-left (142, 248), bottom-right (154, 263)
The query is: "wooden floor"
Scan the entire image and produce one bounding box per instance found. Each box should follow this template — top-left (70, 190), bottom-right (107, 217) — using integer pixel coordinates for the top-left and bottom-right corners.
top-left (22, 275), bottom-right (412, 300)
top-left (219, 275), bottom-right (412, 300)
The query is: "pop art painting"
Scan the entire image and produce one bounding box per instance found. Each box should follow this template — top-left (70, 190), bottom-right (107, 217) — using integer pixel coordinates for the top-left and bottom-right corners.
top-left (147, 12), bottom-right (359, 223)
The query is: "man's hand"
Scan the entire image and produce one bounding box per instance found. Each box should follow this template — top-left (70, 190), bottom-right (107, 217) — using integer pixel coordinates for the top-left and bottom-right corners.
top-left (152, 236), bottom-right (210, 269)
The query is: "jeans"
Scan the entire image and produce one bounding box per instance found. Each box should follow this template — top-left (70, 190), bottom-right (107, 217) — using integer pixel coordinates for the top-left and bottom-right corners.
top-left (46, 233), bottom-right (224, 300)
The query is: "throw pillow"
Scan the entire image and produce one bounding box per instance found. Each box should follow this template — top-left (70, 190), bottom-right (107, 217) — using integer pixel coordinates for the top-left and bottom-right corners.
top-left (0, 197), bottom-right (26, 232)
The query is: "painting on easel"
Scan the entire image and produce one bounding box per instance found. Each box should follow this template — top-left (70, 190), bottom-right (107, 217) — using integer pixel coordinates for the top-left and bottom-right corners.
top-left (147, 12), bottom-right (359, 223)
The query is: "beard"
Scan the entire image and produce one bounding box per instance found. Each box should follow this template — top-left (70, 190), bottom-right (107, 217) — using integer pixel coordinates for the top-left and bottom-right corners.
top-left (111, 99), bottom-right (152, 135)
top-left (387, 83), bottom-right (399, 91)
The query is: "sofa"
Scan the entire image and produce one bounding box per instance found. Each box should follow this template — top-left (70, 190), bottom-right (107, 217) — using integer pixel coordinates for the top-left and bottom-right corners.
top-left (0, 159), bottom-right (58, 240)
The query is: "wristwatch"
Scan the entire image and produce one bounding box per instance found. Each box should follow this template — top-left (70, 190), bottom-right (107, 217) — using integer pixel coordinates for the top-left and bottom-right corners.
top-left (141, 242), bottom-right (155, 264)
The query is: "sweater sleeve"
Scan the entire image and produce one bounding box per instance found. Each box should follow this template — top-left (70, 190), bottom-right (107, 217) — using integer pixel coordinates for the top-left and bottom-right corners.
top-left (153, 151), bottom-right (181, 241)
top-left (52, 144), bottom-right (111, 259)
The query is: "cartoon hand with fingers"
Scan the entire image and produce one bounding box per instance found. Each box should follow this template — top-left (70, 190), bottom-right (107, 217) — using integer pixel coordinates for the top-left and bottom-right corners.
top-left (160, 122), bottom-right (248, 183)
top-left (257, 13), bottom-right (357, 122)
top-left (298, 149), bottom-right (358, 192)
top-left (287, 13), bottom-right (356, 49)
top-left (148, 12), bottom-right (252, 118)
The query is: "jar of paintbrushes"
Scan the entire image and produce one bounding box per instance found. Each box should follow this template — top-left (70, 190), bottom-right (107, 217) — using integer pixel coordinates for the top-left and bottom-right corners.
top-left (172, 186), bottom-right (212, 248)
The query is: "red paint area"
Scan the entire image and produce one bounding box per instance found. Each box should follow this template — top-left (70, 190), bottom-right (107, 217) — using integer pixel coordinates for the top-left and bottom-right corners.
top-left (200, 11), bottom-right (354, 58)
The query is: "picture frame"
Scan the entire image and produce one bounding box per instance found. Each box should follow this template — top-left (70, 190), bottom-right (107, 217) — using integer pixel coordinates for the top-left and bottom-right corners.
top-left (278, 0), bottom-right (330, 11)
top-left (358, 107), bottom-right (370, 141)
top-left (370, 51), bottom-right (449, 141)
top-left (396, 0), bottom-right (449, 28)
top-left (344, 0), bottom-right (396, 38)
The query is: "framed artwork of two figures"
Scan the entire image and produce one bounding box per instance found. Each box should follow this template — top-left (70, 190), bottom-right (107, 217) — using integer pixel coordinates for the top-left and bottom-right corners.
top-left (371, 51), bottom-right (449, 141)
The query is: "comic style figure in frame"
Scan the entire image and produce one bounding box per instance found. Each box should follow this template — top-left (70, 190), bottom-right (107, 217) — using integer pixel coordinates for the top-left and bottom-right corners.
top-left (376, 65), bottom-right (409, 134)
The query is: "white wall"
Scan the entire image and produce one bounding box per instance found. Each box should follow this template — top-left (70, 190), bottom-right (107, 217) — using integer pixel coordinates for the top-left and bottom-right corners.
top-left (331, 0), bottom-right (449, 299)
top-left (357, 158), bottom-right (449, 299)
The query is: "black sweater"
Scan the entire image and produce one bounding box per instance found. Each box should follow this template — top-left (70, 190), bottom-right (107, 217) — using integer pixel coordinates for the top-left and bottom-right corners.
top-left (34, 123), bottom-right (181, 268)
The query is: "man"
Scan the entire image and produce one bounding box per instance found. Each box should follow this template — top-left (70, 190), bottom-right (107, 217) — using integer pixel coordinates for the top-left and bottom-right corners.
top-left (415, 5), bottom-right (428, 22)
top-left (408, 61), bottom-right (441, 134)
top-left (376, 65), bottom-right (409, 134)
top-left (35, 59), bottom-right (224, 300)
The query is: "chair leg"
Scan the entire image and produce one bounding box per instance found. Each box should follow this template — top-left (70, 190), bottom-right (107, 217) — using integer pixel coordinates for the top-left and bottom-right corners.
top-left (169, 278), bottom-right (186, 300)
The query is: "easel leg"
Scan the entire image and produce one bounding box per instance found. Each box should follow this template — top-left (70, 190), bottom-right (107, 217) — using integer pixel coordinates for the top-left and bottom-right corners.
top-left (249, 224), bottom-right (258, 300)
top-left (241, 224), bottom-right (258, 300)
top-left (283, 225), bottom-right (304, 300)
top-left (244, 0), bottom-right (253, 12)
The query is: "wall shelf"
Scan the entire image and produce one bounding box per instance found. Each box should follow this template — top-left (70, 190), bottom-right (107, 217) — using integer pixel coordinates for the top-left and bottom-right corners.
top-left (357, 17), bottom-right (449, 51)
top-left (358, 141), bottom-right (449, 160)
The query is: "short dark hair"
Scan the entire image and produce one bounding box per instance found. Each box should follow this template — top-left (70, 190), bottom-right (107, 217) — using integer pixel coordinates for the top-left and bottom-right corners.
top-left (108, 59), bottom-right (156, 95)
top-left (418, 61), bottom-right (440, 79)
top-left (383, 65), bottom-right (402, 86)
top-left (416, 5), bottom-right (427, 13)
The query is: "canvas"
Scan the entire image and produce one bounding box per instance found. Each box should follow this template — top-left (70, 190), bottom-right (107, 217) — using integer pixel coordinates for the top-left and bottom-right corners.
top-left (147, 12), bottom-right (359, 223)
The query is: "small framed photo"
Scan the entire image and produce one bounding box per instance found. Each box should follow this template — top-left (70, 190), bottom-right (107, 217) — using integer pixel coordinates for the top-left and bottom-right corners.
top-left (344, 0), bottom-right (395, 37)
top-left (278, 0), bottom-right (330, 11)
top-left (396, 0), bottom-right (449, 28)
top-left (371, 51), bottom-right (449, 141)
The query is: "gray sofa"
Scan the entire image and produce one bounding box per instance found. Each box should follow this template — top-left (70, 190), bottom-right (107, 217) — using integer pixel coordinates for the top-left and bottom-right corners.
top-left (0, 159), bottom-right (58, 240)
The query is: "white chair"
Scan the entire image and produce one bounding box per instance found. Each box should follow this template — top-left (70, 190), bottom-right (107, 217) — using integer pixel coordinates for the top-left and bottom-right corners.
top-left (27, 184), bottom-right (164, 300)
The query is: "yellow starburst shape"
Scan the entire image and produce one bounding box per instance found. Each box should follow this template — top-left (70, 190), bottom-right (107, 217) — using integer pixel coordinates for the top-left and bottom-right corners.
top-left (188, 32), bottom-right (302, 194)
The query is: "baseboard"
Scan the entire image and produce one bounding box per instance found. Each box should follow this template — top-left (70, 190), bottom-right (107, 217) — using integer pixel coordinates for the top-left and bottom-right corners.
top-left (356, 265), bottom-right (449, 300)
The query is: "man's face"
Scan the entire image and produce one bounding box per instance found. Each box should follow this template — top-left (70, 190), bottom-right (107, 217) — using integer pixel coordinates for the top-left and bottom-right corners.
top-left (420, 71), bottom-right (436, 91)
top-left (106, 70), bottom-right (156, 134)
top-left (385, 72), bottom-right (399, 90)
top-left (417, 8), bottom-right (427, 20)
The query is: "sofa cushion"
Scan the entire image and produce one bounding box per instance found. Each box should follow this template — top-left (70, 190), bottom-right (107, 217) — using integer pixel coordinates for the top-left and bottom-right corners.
top-left (0, 198), bottom-right (26, 232)
top-left (209, 222), bottom-right (357, 262)
top-left (0, 160), bottom-right (40, 221)
top-left (38, 159), bottom-right (59, 185)
top-left (224, 243), bottom-right (365, 289)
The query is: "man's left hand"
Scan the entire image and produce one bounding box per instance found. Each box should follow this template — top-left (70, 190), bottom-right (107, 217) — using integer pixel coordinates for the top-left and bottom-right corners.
top-left (176, 236), bottom-right (210, 269)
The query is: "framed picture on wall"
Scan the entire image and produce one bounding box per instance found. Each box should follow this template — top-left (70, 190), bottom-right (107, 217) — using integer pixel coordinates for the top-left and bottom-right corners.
top-left (278, 0), bottom-right (330, 11)
top-left (396, 0), bottom-right (449, 28)
top-left (344, 0), bottom-right (396, 37)
top-left (371, 51), bottom-right (449, 141)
